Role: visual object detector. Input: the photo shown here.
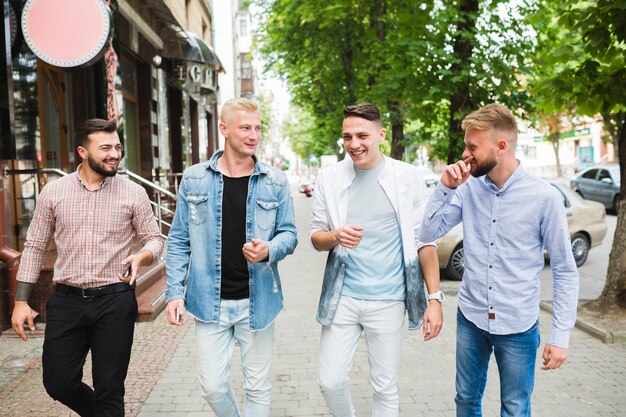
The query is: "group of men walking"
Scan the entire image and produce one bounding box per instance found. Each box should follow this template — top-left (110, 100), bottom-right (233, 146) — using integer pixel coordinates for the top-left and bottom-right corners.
top-left (11, 99), bottom-right (578, 417)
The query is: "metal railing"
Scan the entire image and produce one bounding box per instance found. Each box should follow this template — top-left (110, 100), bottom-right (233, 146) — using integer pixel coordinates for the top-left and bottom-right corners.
top-left (3, 167), bottom-right (178, 239)
top-left (3, 167), bottom-right (69, 193)
top-left (118, 170), bottom-right (176, 238)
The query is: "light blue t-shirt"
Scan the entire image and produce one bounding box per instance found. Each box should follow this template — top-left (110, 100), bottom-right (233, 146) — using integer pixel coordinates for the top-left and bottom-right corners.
top-left (343, 158), bottom-right (405, 300)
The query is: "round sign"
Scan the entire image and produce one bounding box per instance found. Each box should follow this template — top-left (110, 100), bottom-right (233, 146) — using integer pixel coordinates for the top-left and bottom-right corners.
top-left (21, 0), bottom-right (111, 68)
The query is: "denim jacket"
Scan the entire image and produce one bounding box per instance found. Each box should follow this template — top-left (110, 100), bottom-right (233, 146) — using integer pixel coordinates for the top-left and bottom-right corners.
top-left (166, 151), bottom-right (298, 331)
top-left (310, 156), bottom-right (431, 330)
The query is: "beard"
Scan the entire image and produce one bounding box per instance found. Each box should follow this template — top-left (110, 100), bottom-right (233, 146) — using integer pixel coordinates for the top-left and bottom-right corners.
top-left (87, 154), bottom-right (118, 177)
top-left (470, 156), bottom-right (497, 178)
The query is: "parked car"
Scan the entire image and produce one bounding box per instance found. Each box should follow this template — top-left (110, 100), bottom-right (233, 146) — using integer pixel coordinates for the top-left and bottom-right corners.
top-left (570, 164), bottom-right (621, 212)
top-left (298, 179), bottom-right (315, 197)
top-left (436, 181), bottom-right (608, 280)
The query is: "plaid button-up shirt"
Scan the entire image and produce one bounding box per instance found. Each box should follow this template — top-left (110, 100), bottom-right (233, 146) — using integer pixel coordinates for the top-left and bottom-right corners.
top-left (17, 167), bottom-right (164, 288)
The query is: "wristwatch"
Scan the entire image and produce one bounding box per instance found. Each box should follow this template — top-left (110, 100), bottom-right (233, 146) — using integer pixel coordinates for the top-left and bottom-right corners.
top-left (428, 290), bottom-right (445, 303)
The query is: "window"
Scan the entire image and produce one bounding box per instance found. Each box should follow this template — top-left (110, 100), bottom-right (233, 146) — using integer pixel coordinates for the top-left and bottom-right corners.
top-left (239, 18), bottom-right (248, 37)
top-left (598, 169), bottom-right (611, 182)
top-left (241, 61), bottom-right (251, 79)
top-left (582, 169), bottom-right (598, 180)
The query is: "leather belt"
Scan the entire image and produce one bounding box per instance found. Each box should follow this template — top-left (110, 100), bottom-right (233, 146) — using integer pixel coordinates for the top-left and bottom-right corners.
top-left (55, 282), bottom-right (134, 298)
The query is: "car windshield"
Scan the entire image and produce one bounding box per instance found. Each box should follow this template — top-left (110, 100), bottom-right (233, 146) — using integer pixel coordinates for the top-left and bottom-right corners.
top-left (609, 167), bottom-right (621, 184)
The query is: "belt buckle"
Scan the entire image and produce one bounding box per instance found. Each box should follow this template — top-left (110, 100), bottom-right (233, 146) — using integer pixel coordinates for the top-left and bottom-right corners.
top-left (81, 288), bottom-right (94, 298)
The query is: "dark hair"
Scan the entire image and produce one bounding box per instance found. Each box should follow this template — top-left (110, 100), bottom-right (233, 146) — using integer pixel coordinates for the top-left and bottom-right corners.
top-left (75, 119), bottom-right (118, 148)
top-left (343, 103), bottom-right (382, 124)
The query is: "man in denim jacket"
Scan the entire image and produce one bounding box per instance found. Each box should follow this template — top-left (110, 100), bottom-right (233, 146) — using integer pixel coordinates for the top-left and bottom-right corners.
top-left (310, 103), bottom-right (443, 416)
top-left (165, 98), bottom-right (298, 417)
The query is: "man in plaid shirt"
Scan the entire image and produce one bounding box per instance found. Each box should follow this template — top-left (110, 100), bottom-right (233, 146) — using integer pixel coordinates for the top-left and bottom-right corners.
top-left (11, 118), bottom-right (164, 417)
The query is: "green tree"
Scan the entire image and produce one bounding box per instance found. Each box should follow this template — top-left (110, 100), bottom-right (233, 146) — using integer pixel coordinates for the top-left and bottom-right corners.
top-left (532, 0), bottom-right (626, 311)
top-left (256, 0), bottom-right (535, 163)
top-left (421, 0), bottom-right (535, 163)
top-left (281, 107), bottom-right (334, 160)
top-left (257, 0), bottom-right (365, 157)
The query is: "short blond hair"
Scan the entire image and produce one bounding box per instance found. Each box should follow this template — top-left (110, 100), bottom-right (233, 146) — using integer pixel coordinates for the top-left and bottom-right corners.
top-left (220, 98), bottom-right (259, 124)
top-left (461, 103), bottom-right (517, 141)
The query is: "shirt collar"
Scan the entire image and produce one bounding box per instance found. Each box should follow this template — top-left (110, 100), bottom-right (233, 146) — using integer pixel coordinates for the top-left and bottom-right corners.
top-left (207, 150), bottom-right (269, 176)
top-left (481, 160), bottom-right (525, 192)
top-left (76, 163), bottom-right (111, 191)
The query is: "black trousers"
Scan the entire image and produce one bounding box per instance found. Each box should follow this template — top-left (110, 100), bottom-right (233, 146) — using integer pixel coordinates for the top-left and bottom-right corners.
top-left (42, 288), bottom-right (137, 417)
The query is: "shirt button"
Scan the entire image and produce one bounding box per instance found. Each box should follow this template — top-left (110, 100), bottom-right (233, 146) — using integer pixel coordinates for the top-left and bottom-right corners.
top-left (489, 265), bottom-right (492, 268)
top-left (489, 286), bottom-right (492, 290)
top-left (490, 306), bottom-right (494, 310)
top-left (490, 242), bottom-right (494, 246)
top-left (492, 219), bottom-right (496, 223)
top-left (496, 193), bottom-right (500, 197)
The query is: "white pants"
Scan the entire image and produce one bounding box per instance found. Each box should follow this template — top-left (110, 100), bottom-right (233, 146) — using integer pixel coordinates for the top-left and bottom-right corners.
top-left (318, 296), bottom-right (406, 417)
top-left (196, 298), bottom-right (274, 417)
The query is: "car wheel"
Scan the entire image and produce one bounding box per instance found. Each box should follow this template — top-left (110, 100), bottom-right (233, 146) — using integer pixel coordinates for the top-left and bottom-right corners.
top-left (571, 233), bottom-right (589, 267)
top-left (614, 195), bottom-right (621, 212)
top-left (445, 243), bottom-right (464, 281)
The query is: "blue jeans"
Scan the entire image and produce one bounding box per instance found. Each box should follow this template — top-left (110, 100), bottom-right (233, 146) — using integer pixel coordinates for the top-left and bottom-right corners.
top-left (455, 308), bottom-right (540, 417)
top-left (196, 299), bottom-right (274, 417)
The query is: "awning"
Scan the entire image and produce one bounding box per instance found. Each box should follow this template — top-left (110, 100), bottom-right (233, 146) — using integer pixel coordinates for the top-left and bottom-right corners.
top-left (162, 26), bottom-right (225, 72)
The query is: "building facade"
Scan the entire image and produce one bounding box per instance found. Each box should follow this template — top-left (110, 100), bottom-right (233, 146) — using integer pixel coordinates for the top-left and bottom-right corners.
top-left (0, 0), bottom-right (224, 330)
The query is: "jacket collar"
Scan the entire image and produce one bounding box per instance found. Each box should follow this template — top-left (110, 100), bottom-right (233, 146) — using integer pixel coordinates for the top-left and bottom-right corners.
top-left (206, 150), bottom-right (270, 176)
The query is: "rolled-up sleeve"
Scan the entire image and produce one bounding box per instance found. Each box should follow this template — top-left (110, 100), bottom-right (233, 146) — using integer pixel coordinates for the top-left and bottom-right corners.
top-left (133, 187), bottom-right (165, 263)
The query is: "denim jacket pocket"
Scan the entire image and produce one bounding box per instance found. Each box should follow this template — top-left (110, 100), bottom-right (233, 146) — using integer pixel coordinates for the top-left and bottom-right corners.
top-left (187, 195), bottom-right (209, 225)
top-left (256, 200), bottom-right (279, 231)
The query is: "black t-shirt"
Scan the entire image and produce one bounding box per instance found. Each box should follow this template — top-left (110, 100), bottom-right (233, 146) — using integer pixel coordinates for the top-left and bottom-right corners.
top-left (220, 175), bottom-right (251, 299)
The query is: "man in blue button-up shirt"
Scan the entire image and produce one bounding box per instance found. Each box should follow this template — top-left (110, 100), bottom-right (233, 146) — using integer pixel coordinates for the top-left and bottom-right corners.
top-left (419, 103), bottom-right (579, 417)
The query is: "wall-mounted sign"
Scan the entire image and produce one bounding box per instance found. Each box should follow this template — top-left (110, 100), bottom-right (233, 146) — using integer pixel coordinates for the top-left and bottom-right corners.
top-left (21, 0), bottom-right (111, 68)
top-left (174, 62), bottom-right (215, 90)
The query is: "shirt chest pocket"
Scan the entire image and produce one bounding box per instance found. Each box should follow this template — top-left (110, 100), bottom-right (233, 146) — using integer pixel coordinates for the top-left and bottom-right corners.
top-left (187, 195), bottom-right (209, 225)
top-left (256, 200), bottom-right (279, 231)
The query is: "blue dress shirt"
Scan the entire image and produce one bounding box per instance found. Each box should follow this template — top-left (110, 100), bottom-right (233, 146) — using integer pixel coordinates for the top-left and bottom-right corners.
top-left (419, 163), bottom-right (579, 348)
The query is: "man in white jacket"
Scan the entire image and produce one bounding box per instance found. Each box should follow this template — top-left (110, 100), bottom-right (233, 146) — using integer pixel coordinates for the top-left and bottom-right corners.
top-left (310, 102), bottom-right (443, 417)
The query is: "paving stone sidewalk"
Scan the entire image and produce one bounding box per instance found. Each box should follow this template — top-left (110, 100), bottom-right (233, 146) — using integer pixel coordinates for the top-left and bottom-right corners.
top-left (1, 193), bottom-right (625, 416)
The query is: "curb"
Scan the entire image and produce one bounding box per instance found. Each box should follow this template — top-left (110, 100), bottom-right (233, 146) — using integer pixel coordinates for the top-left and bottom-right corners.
top-left (539, 301), bottom-right (626, 344)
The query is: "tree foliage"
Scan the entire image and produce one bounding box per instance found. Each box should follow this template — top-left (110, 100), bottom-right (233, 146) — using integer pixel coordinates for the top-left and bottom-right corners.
top-left (530, 0), bottom-right (626, 311)
top-left (255, 0), bottom-right (535, 162)
top-left (281, 107), bottom-right (333, 160)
